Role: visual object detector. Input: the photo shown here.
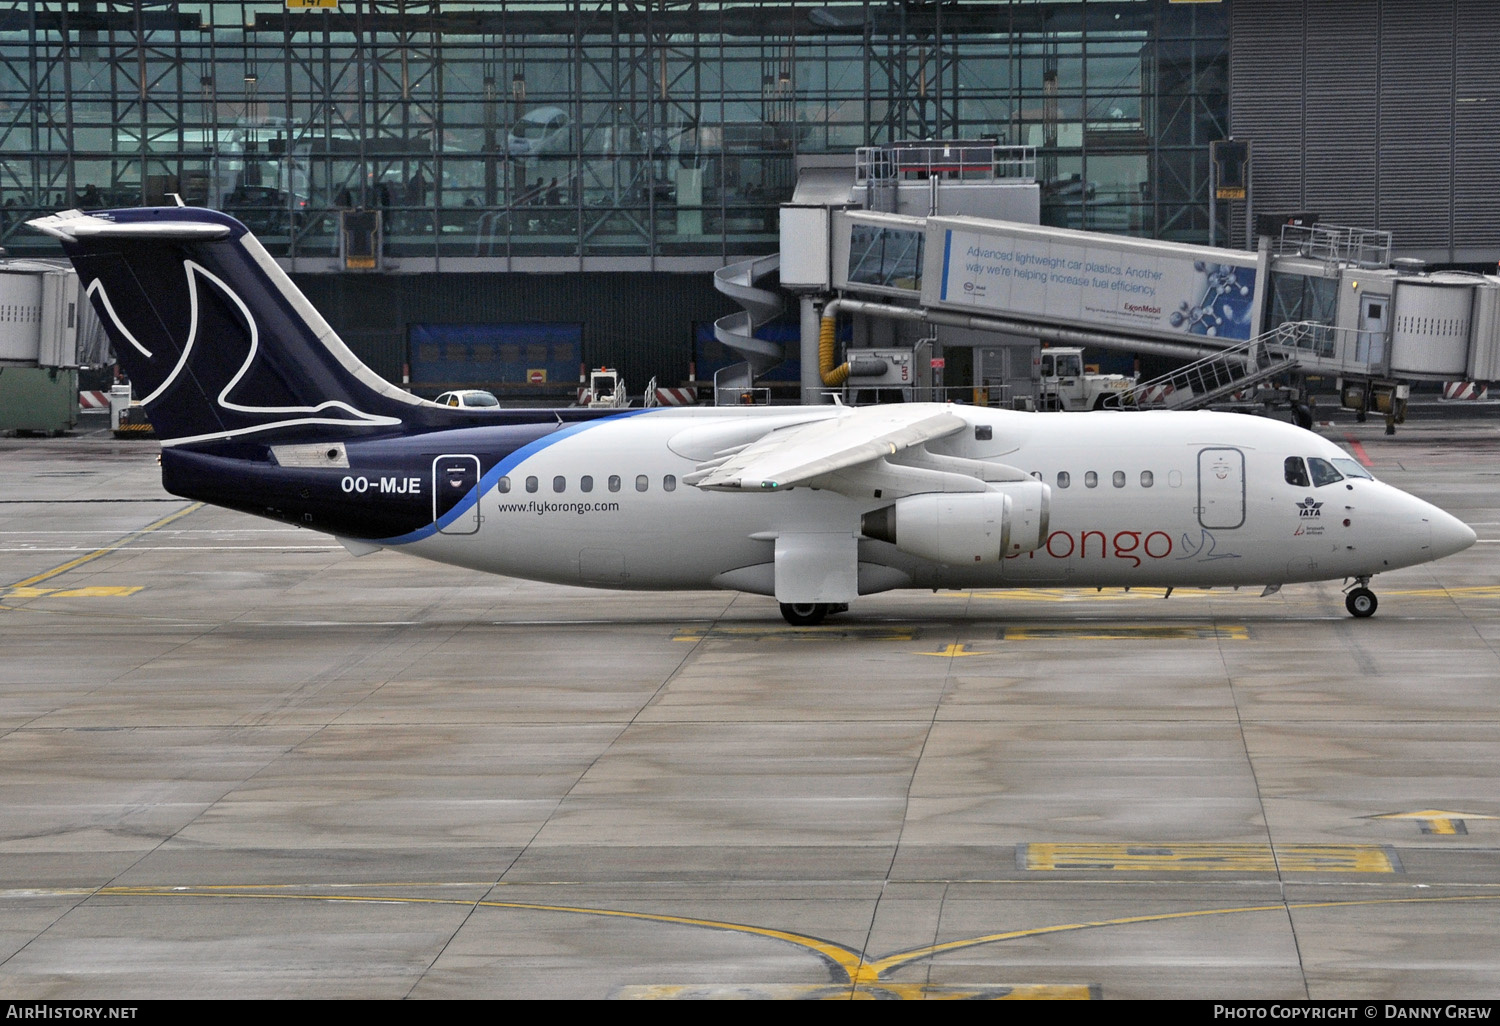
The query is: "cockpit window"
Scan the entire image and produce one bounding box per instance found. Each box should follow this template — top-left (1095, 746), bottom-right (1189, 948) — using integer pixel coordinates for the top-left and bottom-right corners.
top-left (1284, 457), bottom-right (1310, 487)
top-left (1331, 458), bottom-right (1374, 481)
top-left (1307, 457), bottom-right (1344, 487)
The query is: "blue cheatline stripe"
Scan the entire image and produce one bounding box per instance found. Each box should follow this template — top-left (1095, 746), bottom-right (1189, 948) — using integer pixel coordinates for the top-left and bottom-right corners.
top-left (940, 230), bottom-right (953, 302)
top-left (377, 407), bottom-right (656, 545)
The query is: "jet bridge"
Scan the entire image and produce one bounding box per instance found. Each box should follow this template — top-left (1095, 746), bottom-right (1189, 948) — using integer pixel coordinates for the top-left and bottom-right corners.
top-left (831, 210), bottom-right (1272, 361)
top-left (713, 145), bottom-right (1500, 418)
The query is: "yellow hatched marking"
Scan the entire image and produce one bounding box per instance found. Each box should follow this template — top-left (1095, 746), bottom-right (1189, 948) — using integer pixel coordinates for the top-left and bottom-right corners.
top-left (615, 983), bottom-right (1092, 1000)
top-left (1003, 624), bottom-right (1247, 641)
top-left (915, 643), bottom-right (988, 658)
top-left (1371, 809), bottom-right (1498, 836)
top-left (1022, 843), bottom-right (1395, 873)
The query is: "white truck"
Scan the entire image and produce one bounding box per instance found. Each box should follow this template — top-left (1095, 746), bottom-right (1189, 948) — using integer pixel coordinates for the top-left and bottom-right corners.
top-left (1038, 347), bottom-right (1134, 411)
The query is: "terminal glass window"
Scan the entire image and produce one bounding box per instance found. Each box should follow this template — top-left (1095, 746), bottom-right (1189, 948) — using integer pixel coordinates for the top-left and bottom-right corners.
top-left (0, 2), bottom-right (1228, 261)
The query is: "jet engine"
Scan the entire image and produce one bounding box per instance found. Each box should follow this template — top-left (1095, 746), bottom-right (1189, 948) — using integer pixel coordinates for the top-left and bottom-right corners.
top-left (860, 481), bottom-right (1050, 564)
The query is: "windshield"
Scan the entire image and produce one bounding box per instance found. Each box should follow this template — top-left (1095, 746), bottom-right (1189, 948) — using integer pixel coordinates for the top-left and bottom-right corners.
top-left (1307, 457), bottom-right (1344, 487)
top-left (1331, 457), bottom-right (1373, 480)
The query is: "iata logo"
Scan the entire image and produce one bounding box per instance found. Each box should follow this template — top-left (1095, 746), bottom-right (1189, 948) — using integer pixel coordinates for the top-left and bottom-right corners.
top-left (1297, 497), bottom-right (1323, 518)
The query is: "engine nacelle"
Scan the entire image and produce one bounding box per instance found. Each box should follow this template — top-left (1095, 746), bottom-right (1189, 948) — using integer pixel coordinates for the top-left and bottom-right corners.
top-left (861, 482), bottom-right (1050, 564)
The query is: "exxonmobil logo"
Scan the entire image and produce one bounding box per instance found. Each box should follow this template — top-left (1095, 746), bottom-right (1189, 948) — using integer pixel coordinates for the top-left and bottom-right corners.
top-left (1124, 303), bottom-right (1161, 315)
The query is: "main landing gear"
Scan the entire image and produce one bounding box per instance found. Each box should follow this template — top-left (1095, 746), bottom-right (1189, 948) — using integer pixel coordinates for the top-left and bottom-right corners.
top-left (1345, 577), bottom-right (1378, 618)
top-left (778, 602), bottom-right (849, 627)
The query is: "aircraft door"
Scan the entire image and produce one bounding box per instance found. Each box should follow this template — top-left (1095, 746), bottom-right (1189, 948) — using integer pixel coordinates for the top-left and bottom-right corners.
top-left (1197, 447), bottom-right (1245, 530)
top-left (433, 454), bottom-right (481, 534)
top-left (1356, 294), bottom-right (1390, 365)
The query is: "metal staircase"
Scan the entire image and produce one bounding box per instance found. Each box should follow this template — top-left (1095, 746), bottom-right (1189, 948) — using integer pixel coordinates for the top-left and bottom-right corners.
top-left (1110, 322), bottom-right (1320, 410)
top-left (712, 254), bottom-right (784, 404)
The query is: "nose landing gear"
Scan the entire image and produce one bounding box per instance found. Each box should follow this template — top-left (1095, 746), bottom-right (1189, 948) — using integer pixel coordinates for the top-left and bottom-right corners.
top-left (1344, 577), bottom-right (1378, 618)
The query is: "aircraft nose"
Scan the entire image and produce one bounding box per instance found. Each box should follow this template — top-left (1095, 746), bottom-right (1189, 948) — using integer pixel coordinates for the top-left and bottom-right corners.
top-left (1429, 509), bottom-right (1478, 559)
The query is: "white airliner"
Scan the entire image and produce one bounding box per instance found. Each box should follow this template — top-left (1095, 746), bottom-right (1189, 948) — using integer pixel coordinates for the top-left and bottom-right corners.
top-left (34, 207), bottom-right (1477, 624)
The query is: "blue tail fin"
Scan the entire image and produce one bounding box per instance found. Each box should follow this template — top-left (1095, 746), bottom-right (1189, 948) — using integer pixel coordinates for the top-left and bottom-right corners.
top-left (31, 207), bottom-right (421, 444)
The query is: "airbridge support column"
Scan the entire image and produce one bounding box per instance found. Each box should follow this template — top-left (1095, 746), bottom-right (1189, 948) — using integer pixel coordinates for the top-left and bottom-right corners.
top-left (801, 295), bottom-right (826, 405)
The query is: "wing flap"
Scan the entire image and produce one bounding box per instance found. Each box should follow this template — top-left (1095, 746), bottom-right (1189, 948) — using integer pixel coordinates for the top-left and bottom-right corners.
top-left (691, 404), bottom-right (967, 492)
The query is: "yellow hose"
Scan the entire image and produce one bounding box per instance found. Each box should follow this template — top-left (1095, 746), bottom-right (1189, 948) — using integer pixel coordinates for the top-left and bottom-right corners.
top-left (819, 315), bottom-right (850, 387)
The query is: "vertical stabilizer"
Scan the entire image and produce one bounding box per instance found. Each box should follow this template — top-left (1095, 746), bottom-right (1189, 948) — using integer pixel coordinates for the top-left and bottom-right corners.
top-left (30, 207), bottom-right (422, 444)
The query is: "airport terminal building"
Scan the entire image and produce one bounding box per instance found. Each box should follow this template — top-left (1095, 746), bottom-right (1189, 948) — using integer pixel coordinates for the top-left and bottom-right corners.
top-left (1, 0), bottom-right (1495, 396)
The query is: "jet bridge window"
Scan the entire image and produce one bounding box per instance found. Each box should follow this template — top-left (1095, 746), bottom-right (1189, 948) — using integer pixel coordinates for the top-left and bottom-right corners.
top-left (845, 224), bottom-right (924, 292)
top-left (1284, 457), bottom-right (1310, 488)
top-left (1307, 458), bottom-right (1344, 487)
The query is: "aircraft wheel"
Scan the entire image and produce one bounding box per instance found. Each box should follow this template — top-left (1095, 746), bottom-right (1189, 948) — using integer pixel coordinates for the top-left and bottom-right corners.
top-left (780, 602), bottom-right (829, 627)
top-left (1345, 587), bottom-right (1378, 618)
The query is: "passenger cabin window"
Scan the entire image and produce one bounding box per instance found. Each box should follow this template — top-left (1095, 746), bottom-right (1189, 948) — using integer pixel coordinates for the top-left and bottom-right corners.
top-left (525, 476), bottom-right (539, 493)
top-left (1284, 457), bottom-right (1310, 487)
top-left (497, 477), bottom-right (511, 493)
top-left (1085, 471), bottom-right (1098, 488)
top-left (1307, 457), bottom-right (1344, 487)
top-left (635, 474), bottom-right (649, 492)
top-left (608, 475), bottom-right (621, 492)
top-left (1057, 471), bottom-right (1070, 488)
top-left (1140, 471), bottom-right (1154, 488)
top-left (1112, 470), bottom-right (1126, 488)
top-left (580, 475), bottom-right (594, 493)
top-left (663, 475), bottom-right (677, 492)
top-left (974, 425), bottom-right (993, 441)
top-left (553, 476), bottom-right (566, 493)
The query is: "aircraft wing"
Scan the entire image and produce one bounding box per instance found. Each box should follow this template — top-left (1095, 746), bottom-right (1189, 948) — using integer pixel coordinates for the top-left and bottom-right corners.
top-left (687, 404), bottom-right (968, 492)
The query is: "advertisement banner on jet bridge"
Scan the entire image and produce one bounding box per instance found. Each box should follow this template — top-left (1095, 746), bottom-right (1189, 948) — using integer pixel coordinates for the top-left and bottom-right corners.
top-left (921, 217), bottom-right (1267, 344)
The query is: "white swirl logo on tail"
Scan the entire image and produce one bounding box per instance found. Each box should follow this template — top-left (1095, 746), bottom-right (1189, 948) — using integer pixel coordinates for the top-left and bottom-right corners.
top-left (92, 260), bottom-right (401, 439)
